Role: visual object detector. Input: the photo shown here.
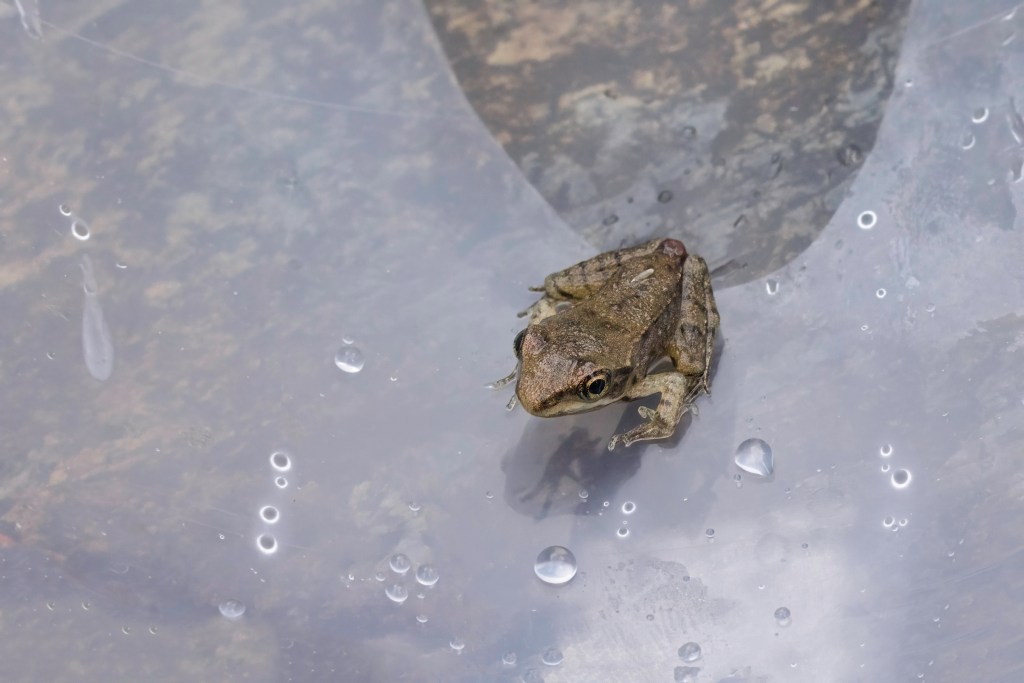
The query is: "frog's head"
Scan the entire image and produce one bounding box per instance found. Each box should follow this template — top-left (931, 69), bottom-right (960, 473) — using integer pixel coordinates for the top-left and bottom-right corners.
top-left (512, 327), bottom-right (631, 417)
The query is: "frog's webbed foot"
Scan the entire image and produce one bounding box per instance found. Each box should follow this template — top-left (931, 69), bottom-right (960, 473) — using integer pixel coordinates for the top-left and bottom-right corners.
top-left (517, 295), bottom-right (561, 323)
top-left (607, 372), bottom-right (693, 451)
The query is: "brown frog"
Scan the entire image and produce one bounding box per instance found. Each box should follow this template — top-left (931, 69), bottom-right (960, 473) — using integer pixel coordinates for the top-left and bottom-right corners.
top-left (492, 238), bottom-right (719, 450)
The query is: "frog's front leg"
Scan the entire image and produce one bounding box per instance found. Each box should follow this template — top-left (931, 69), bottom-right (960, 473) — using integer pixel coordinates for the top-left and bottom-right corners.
top-left (607, 372), bottom-right (694, 450)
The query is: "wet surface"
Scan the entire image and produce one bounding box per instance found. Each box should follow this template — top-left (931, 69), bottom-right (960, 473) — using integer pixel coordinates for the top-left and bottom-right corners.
top-left (425, 0), bottom-right (911, 287)
top-left (0, 0), bottom-right (1023, 681)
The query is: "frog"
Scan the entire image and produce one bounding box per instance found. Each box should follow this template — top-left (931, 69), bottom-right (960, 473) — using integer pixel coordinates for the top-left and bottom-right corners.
top-left (491, 238), bottom-right (719, 450)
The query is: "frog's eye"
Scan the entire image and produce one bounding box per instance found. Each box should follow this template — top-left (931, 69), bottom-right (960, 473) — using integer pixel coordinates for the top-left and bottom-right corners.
top-left (581, 371), bottom-right (611, 401)
top-left (513, 329), bottom-right (528, 359)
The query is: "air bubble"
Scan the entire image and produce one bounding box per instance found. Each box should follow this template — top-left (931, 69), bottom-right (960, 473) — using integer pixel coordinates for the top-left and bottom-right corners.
top-left (218, 599), bottom-right (246, 620)
top-left (774, 606), bottom-right (792, 626)
top-left (259, 505), bottom-right (279, 524)
top-left (678, 641), bottom-right (702, 663)
top-left (385, 584), bottom-right (408, 604)
top-left (334, 345), bottom-right (365, 373)
top-left (269, 451), bottom-right (291, 472)
top-left (892, 469), bottom-right (912, 489)
top-left (857, 211), bottom-right (877, 230)
top-left (256, 533), bottom-right (278, 555)
top-left (533, 546), bottom-right (577, 585)
top-left (415, 564), bottom-right (439, 586)
top-left (389, 553), bottom-right (411, 575)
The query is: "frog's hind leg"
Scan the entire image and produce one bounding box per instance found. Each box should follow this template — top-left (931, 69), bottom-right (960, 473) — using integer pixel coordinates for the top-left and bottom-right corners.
top-left (667, 255), bottom-right (720, 396)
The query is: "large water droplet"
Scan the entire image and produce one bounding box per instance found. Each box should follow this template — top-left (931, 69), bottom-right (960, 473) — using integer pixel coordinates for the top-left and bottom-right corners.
top-left (389, 553), bottom-right (411, 575)
top-left (541, 647), bottom-right (564, 666)
top-left (621, 501), bottom-right (636, 515)
top-left (891, 469), bottom-right (912, 489)
top-left (385, 584), bottom-right (408, 604)
top-left (774, 606), bottom-right (792, 626)
top-left (218, 599), bottom-right (246, 620)
top-left (415, 564), bottom-right (439, 587)
top-left (678, 641), bottom-right (702, 662)
top-left (334, 345), bottom-right (365, 373)
top-left (735, 438), bottom-right (774, 476)
top-left (533, 546), bottom-right (577, 585)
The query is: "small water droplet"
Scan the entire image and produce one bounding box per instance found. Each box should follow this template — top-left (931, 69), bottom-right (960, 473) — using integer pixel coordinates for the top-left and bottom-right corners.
top-left (81, 602), bottom-right (91, 611)
top-left (678, 641), bottom-right (702, 663)
top-left (972, 107), bottom-right (990, 124)
top-left (256, 533), bottom-right (278, 555)
top-left (705, 528), bottom-right (715, 539)
top-left (341, 334), bottom-right (355, 345)
top-left (374, 571), bottom-right (387, 582)
top-left (45, 351), bottom-right (55, 360)
top-left (449, 637), bottom-right (465, 653)
top-left (735, 438), bottom-right (774, 476)
top-left (534, 546), bottom-right (577, 585)
top-left (389, 553), bottom-right (411, 575)
top-left (259, 505), bottom-right (279, 524)
top-left (899, 518), bottom-right (908, 527)
top-left (416, 614), bottom-right (428, 624)
top-left (148, 626), bottom-right (158, 635)
top-left (385, 584), bottom-right (409, 604)
top-left (657, 190), bottom-right (674, 203)
top-left (602, 500), bottom-right (609, 508)
top-left (541, 647), bottom-right (564, 666)
top-left (408, 501), bottom-right (421, 512)
top-left (765, 279), bottom-right (779, 296)
top-left (334, 345), bottom-right (365, 373)
top-left (774, 606), bottom-right (792, 626)
top-left (880, 444), bottom-right (893, 457)
top-left (122, 626), bottom-right (131, 635)
top-left (674, 666), bottom-right (701, 682)
top-left (883, 516), bottom-right (895, 528)
top-left (892, 469), bottom-right (912, 489)
top-left (621, 501), bottom-right (636, 514)
top-left (59, 204), bottom-right (72, 217)
top-left (502, 651), bottom-right (517, 666)
top-left (602, 214), bottom-right (619, 226)
top-left (881, 463), bottom-right (891, 473)
top-left (960, 132), bottom-right (976, 150)
top-left (925, 303), bottom-right (936, 313)
top-left (115, 262), bottom-right (127, 269)
top-left (218, 599), bottom-right (246, 620)
top-left (616, 526), bottom-right (630, 538)
top-left (904, 77), bottom-right (914, 88)
top-left (578, 489), bottom-right (589, 500)
top-left (45, 601), bottom-right (55, 611)
top-left (484, 490), bottom-right (493, 500)
top-left (274, 476), bottom-right (288, 489)
top-left (71, 218), bottom-right (90, 241)
top-left (857, 211), bottom-right (877, 230)
top-left (876, 288), bottom-right (887, 299)
top-left (415, 564), bottom-right (439, 586)
top-left (269, 450), bottom-right (291, 472)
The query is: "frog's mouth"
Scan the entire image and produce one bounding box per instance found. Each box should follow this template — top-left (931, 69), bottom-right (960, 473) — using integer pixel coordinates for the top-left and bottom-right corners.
top-left (517, 389), bottom-right (621, 418)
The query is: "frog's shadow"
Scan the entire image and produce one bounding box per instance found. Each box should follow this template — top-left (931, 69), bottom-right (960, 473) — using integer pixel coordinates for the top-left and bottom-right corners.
top-left (500, 336), bottom-right (724, 520)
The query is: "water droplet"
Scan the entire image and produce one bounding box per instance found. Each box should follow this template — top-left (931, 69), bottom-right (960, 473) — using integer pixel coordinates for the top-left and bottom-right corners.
top-left (674, 666), bottom-right (701, 682)
top-left (657, 190), bottom-right (674, 203)
top-left (899, 518), bottom-right (908, 527)
top-left (115, 262), bottom-right (127, 269)
top-left (256, 533), bottom-right (278, 555)
top-left (876, 288), bottom-right (887, 299)
top-left (45, 600), bottom-right (55, 611)
top-left (374, 571), bottom-right (387, 582)
top-left (681, 125), bottom-right (697, 139)
top-left (334, 345), bottom-right (365, 373)
top-left (883, 516), bottom-right (895, 528)
top-left (485, 490), bottom-right (494, 499)
top-left (892, 469), bottom-right (912, 489)
top-left (881, 463), bottom-right (891, 473)
top-left (837, 143), bottom-right (863, 166)
top-left (621, 501), bottom-right (636, 514)
top-left (259, 505), bottom-right (279, 524)
top-left (388, 374), bottom-right (398, 382)
top-left (616, 526), bottom-right (630, 538)
top-left (774, 606), bottom-right (792, 626)
top-left (705, 528), bottom-right (715, 539)
top-left (218, 599), bottom-right (246, 620)
top-left (1012, 157), bottom-right (1024, 183)
top-left (415, 614), bottom-right (428, 624)
top-left (602, 501), bottom-right (609, 508)
top-left (415, 564), bottom-right (439, 586)
top-left (857, 211), bottom-right (877, 230)
top-left (59, 204), bottom-right (72, 217)
top-left (972, 107), bottom-right (990, 124)
top-left (678, 641), bottom-right (702, 663)
top-left (14, 0), bottom-right (42, 39)
top-left (80, 255), bottom-right (114, 380)
top-left (541, 647), bottom-right (564, 666)
top-left (765, 279), bottom-right (779, 296)
top-left (81, 602), bottom-right (91, 611)
top-left (341, 334), bottom-right (355, 345)
top-left (71, 217), bottom-right (90, 241)
top-left (274, 476), bottom-right (288, 489)
top-left (449, 637), bottom-right (465, 653)
top-left (960, 132), bottom-right (976, 150)
top-left (925, 303), bottom-right (936, 313)
top-left (880, 444), bottom-right (893, 457)
top-left (389, 553), bottom-right (411, 575)
top-left (578, 489), bottom-right (589, 500)
top-left (148, 626), bottom-right (158, 635)
top-left (269, 450), bottom-right (291, 472)
top-left (408, 501), bottom-right (421, 512)
top-left (502, 651), bottom-right (517, 666)
top-left (602, 214), bottom-right (619, 226)
top-left (533, 546), bottom-right (577, 585)
top-left (734, 473), bottom-right (743, 487)
top-left (735, 438), bottom-right (774, 476)
top-left (121, 626), bottom-right (131, 635)
top-left (385, 584), bottom-right (408, 604)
